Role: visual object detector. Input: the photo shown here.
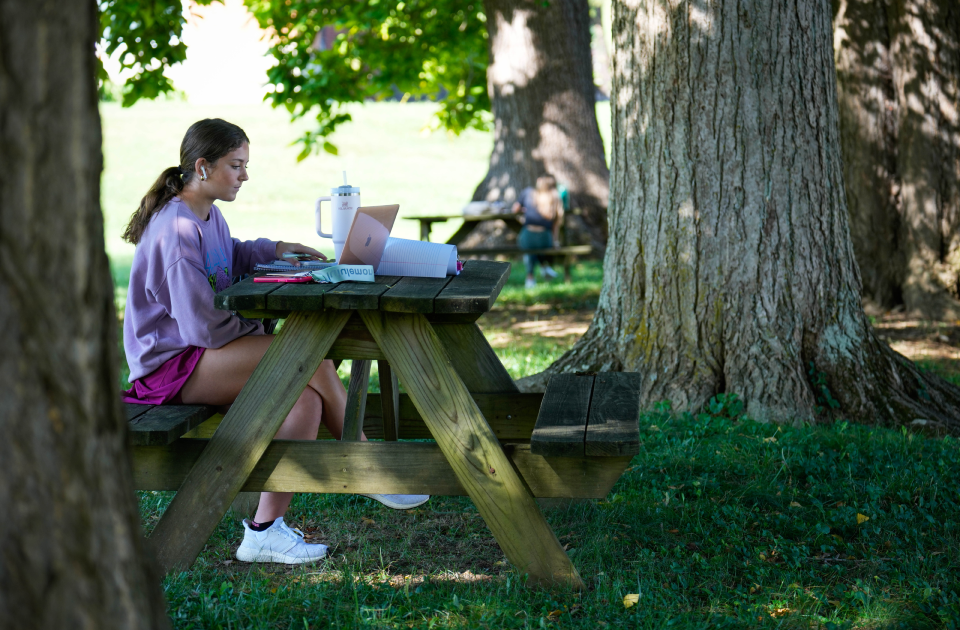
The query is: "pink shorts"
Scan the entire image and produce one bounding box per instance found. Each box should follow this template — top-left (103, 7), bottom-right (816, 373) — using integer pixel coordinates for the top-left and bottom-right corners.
top-left (122, 346), bottom-right (205, 405)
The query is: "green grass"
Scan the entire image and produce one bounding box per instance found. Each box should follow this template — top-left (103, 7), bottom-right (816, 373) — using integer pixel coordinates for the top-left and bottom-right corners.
top-left (144, 412), bottom-right (960, 629)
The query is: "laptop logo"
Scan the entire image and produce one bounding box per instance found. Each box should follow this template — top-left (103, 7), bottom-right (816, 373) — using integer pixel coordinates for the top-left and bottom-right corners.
top-left (365, 236), bottom-right (372, 247)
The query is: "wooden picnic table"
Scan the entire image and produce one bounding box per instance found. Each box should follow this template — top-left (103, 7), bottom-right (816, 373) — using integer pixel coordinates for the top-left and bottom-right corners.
top-left (144, 260), bottom-right (585, 588)
top-left (415, 212), bottom-right (522, 244)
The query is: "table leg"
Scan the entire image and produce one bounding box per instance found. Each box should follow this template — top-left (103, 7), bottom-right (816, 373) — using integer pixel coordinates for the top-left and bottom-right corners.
top-left (378, 360), bottom-right (400, 441)
top-left (432, 323), bottom-right (518, 394)
top-left (360, 311), bottom-right (583, 589)
top-left (149, 309), bottom-right (351, 573)
top-left (419, 220), bottom-right (431, 242)
top-left (444, 220), bottom-right (476, 246)
top-left (342, 359), bottom-right (371, 442)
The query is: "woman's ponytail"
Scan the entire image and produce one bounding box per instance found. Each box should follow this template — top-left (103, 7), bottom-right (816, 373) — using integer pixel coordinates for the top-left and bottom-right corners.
top-left (122, 166), bottom-right (186, 244)
top-left (122, 118), bottom-right (250, 245)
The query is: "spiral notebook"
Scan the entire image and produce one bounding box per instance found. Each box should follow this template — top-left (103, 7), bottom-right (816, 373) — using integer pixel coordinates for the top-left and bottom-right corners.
top-left (254, 260), bottom-right (336, 273)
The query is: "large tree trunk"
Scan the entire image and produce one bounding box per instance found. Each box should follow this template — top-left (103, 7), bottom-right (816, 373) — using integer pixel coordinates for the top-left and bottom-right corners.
top-left (0, 1), bottom-right (170, 627)
top-left (834, 0), bottom-right (960, 318)
top-left (474, 0), bottom-right (610, 246)
top-left (525, 0), bottom-right (960, 432)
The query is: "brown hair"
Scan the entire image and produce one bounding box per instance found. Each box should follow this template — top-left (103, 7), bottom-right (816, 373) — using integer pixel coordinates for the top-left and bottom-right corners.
top-left (122, 118), bottom-right (250, 244)
top-left (533, 175), bottom-right (561, 222)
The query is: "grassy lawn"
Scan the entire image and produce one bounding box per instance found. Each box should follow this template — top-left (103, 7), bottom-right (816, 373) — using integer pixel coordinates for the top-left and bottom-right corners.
top-left (106, 102), bottom-right (959, 628)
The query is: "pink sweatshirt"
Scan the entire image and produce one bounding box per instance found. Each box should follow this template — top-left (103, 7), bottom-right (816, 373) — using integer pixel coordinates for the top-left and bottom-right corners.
top-left (123, 198), bottom-right (277, 382)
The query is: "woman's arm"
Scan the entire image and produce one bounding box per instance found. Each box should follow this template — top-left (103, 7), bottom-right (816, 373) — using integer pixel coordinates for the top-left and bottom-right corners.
top-left (552, 205), bottom-right (564, 246)
top-left (163, 257), bottom-right (262, 348)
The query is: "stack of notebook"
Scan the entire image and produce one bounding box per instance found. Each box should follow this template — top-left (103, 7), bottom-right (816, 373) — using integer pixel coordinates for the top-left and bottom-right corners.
top-left (253, 260), bottom-right (336, 273)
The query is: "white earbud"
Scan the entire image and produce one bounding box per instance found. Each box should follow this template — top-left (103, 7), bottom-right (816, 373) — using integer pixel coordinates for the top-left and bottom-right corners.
top-left (201, 166), bottom-right (208, 180)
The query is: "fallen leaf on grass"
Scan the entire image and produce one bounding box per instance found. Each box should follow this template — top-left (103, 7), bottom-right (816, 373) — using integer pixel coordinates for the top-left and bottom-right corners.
top-left (361, 518), bottom-right (376, 526)
top-left (667, 529), bottom-right (680, 534)
top-left (769, 607), bottom-right (792, 618)
top-left (789, 501), bottom-right (802, 508)
top-left (547, 610), bottom-right (562, 620)
top-left (623, 594), bottom-right (640, 608)
top-left (857, 513), bottom-right (870, 525)
top-left (763, 437), bottom-right (778, 443)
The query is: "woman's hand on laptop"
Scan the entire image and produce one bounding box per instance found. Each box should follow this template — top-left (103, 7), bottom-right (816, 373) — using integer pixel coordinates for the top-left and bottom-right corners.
top-left (276, 241), bottom-right (327, 265)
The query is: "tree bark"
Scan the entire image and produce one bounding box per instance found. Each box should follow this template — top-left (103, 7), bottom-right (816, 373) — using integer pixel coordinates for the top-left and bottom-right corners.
top-left (474, 0), bottom-right (610, 246)
top-left (0, 1), bottom-right (170, 628)
top-left (525, 0), bottom-right (960, 432)
top-left (834, 0), bottom-right (960, 318)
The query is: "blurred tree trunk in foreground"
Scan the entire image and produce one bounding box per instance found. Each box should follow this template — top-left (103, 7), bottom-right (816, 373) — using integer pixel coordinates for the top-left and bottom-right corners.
top-left (834, 0), bottom-right (960, 318)
top-left (473, 0), bottom-right (610, 246)
top-left (527, 0), bottom-right (960, 432)
top-left (0, 0), bottom-right (170, 627)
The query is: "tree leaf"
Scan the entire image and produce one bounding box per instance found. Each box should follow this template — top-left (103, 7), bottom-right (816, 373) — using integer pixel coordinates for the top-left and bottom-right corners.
top-left (623, 594), bottom-right (640, 608)
top-left (857, 513), bottom-right (870, 524)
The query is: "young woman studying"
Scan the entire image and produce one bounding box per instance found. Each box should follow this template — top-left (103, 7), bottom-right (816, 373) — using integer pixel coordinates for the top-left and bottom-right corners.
top-left (121, 118), bottom-right (427, 565)
top-left (511, 175), bottom-right (564, 289)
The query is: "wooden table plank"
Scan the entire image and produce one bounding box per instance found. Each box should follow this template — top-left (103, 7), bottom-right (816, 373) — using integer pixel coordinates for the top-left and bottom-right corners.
top-left (380, 276), bottom-right (453, 313)
top-left (148, 309), bottom-right (351, 573)
top-left (360, 310), bottom-right (583, 589)
top-left (433, 323), bottom-right (519, 393)
top-left (434, 260), bottom-right (511, 314)
top-left (266, 281), bottom-right (341, 311)
top-left (133, 440), bottom-right (630, 499)
top-left (342, 359), bottom-right (371, 441)
top-left (213, 278), bottom-right (282, 311)
top-left (378, 360), bottom-right (400, 441)
top-left (324, 275), bottom-right (401, 310)
top-left (531, 375), bottom-right (594, 457)
top-left (125, 403), bottom-right (153, 422)
top-left (585, 373), bottom-right (642, 457)
top-left (128, 404), bottom-right (218, 446)
top-left (185, 392), bottom-right (544, 441)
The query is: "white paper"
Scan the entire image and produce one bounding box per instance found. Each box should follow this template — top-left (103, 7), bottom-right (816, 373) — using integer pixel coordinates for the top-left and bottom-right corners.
top-left (376, 238), bottom-right (460, 278)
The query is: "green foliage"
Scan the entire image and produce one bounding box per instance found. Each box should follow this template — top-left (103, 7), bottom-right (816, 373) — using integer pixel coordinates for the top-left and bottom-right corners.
top-left (809, 362), bottom-right (841, 415)
top-left (140, 413), bottom-right (960, 628)
top-left (245, 0), bottom-right (492, 159)
top-left (97, 0), bottom-right (215, 106)
top-left (703, 392), bottom-right (745, 420)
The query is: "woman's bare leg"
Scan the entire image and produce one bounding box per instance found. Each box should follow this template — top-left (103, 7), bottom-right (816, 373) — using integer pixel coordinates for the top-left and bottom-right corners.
top-left (179, 334), bottom-right (354, 522)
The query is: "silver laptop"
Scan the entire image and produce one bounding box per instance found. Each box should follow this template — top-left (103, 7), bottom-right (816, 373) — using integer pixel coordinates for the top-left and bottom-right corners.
top-left (338, 204), bottom-right (400, 267)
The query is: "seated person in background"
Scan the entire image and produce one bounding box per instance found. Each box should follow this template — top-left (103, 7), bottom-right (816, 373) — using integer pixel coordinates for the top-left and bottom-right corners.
top-left (121, 118), bottom-right (428, 566)
top-left (512, 175), bottom-right (564, 289)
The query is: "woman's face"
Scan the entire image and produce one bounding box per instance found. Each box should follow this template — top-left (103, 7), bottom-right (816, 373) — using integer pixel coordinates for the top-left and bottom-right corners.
top-left (204, 142), bottom-right (249, 202)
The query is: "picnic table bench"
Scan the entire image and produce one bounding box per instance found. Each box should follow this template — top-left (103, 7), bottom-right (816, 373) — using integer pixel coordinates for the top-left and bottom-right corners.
top-left (127, 261), bottom-right (640, 589)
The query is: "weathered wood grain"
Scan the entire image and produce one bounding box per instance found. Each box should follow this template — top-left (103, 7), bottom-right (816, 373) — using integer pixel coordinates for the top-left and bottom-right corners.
top-left (324, 275), bottom-right (401, 310)
top-left (266, 282), bottom-right (340, 311)
top-left (380, 276), bottom-right (453, 313)
top-left (531, 375), bottom-right (594, 457)
top-left (342, 359), bottom-right (371, 442)
top-left (184, 393), bottom-right (543, 441)
top-left (133, 440), bottom-right (629, 499)
top-left (125, 403), bottom-right (153, 422)
top-left (360, 310), bottom-right (582, 589)
top-left (378, 360), bottom-right (400, 441)
top-left (433, 323), bottom-right (519, 393)
top-left (434, 260), bottom-right (511, 314)
top-left (127, 404), bottom-right (218, 446)
top-left (584, 372), bottom-right (642, 457)
top-left (213, 277), bottom-right (281, 311)
top-left (148, 309), bottom-right (351, 573)
top-left (326, 313), bottom-right (385, 360)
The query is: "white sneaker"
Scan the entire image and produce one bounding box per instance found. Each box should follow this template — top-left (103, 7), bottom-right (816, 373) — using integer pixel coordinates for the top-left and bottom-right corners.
top-left (541, 265), bottom-right (558, 280)
top-left (236, 517), bottom-right (328, 564)
top-left (361, 494), bottom-right (430, 510)
top-left (525, 277), bottom-right (537, 289)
